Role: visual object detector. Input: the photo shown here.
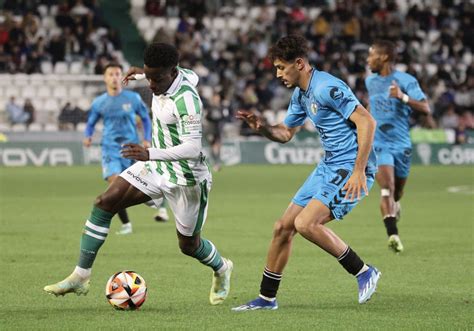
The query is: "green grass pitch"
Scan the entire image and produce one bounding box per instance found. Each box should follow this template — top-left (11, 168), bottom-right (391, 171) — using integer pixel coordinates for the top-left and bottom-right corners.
top-left (0, 165), bottom-right (472, 330)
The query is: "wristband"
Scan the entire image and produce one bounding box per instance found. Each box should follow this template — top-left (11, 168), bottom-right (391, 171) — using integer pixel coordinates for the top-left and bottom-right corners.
top-left (402, 94), bottom-right (409, 104)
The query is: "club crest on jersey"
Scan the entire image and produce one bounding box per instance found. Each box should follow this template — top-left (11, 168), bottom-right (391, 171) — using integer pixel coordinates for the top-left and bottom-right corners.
top-left (122, 103), bottom-right (132, 112)
top-left (311, 103), bottom-right (318, 115)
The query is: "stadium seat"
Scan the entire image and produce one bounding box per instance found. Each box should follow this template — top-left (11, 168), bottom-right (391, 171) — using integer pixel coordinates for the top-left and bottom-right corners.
top-left (21, 86), bottom-right (37, 99)
top-left (5, 86), bottom-right (18, 98)
top-left (137, 17), bottom-right (152, 33)
top-left (28, 123), bottom-right (43, 131)
top-left (44, 99), bottom-right (59, 113)
top-left (53, 85), bottom-right (68, 99)
top-left (0, 122), bottom-right (9, 132)
top-left (29, 74), bottom-right (44, 86)
top-left (44, 123), bottom-right (59, 132)
top-left (77, 98), bottom-right (91, 110)
top-left (37, 4), bottom-right (48, 17)
top-left (212, 17), bottom-right (226, 31)
top-left (130, 0), bottom-right (146, 8)
top-left (276, 110), bottom-right (287, 123)
top-left (167, 17), bottom-right (179, 31)
top-left (37, 86), bottom-right (52, 98)
top-left (144, 29), bottom-right (156, 43)
top-left (14, 74), bottom-right (29, 86)
top-left (41, 61), bottom-right (53, 74)
top-left (76, 122), bottom-right (87, 132)
top-left (11, 123), bottom-right (27, 132)
top-left (69, 85), bottom-right (84, 98)
top-left (54, 62), bottom-right (69, 75)
top-left (153, 17), bottom-right (167, 30)
top-left (69, 62), bottom-right (84, 74)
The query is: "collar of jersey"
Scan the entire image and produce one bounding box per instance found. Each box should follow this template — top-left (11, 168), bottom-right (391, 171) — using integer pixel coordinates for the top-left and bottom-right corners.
top-left (302, 68), bottom-right (316, 97)
top-left (163, 70), bottom-right (183, 96)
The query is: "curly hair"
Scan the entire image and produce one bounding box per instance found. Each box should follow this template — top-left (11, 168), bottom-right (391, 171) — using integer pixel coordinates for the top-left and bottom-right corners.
top-left (372, 39), bottom-right (397, 63)
top-left (144, 43), bottom-right (179, 69)
top-left (268, 34), bottom-right (310, 62)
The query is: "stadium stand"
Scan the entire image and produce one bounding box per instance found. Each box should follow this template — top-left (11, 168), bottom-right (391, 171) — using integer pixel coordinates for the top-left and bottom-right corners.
top-left (0, 0), bottom-right (473, 138)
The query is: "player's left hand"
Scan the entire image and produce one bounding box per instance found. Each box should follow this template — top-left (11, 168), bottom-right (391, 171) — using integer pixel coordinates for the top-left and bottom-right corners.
top-left (389, 80), bottom-right (403, 99)
top-left (121, 143), bottom-right (150, 161)
top-left (342, 170), bottom-right (368, 202)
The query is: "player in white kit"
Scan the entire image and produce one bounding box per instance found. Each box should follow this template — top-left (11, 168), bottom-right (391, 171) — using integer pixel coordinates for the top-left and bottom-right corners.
top-left (44, 43), bottom-right (233, 306)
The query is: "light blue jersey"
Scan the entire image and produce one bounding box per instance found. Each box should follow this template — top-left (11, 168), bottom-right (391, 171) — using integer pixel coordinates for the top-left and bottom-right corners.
top-left (284, 69), bottom-right (377, 174)
top-left (85, 90), bottom-right (152, 179)
top-left (365, 70), bottom-right (426, 149)
top-left (365, 70), bottom-right (426, 178)
top-left (284, 69), bottom-right (376, 219)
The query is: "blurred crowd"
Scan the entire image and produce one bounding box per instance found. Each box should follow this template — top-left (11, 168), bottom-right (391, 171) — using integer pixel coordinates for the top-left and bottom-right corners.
top-left (146, 0), bottom-right (474, 139)
top-left (0, 0), bottom-right (121, 75)
top-left (2, 0), bottom-right (473, 141)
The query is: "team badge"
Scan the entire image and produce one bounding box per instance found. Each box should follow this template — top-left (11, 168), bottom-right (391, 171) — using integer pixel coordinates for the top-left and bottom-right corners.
top-left (122, 103), bottom-right (132, 112)
top-left (311, 103), bottom-right (318, 115)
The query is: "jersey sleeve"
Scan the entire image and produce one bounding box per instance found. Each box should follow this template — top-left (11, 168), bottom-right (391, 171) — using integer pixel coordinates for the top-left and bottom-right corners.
top-left (320, 79), bottom-right (360, 119)
top-left (283, 89), bottom-right (306, 128)
top-left (173, 91), bottom-right (203, 139)
top-left (403, 75), bottom-right (426, 101)
top-left (84, 99), bottom-right (101, 137)
top-left (133, 94), bottom-right (152, 141)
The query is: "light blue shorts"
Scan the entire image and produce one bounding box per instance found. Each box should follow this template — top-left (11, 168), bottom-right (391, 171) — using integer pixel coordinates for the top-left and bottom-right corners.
top-left (292, 163), bottom-right (375, 220)
top-left (374, 145), bottom-right (412, 178)
top-left (102, 153), bottom-right (134, 180)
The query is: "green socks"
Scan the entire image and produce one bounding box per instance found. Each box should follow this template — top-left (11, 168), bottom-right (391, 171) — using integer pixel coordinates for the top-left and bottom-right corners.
top-left (78, 206), bottom-right (113, 269)
top-left (192, 238), bottom-right (224, 272)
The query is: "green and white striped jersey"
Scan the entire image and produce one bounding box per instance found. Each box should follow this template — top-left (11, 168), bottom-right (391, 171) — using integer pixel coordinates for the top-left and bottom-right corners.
top-left (148, 67), bottom-right (210, 186)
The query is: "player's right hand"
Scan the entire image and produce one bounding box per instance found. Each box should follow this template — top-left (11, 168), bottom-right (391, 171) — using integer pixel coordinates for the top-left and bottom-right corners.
top-left (236, 110), bottom-right (264, 132)
top-left (123, 66), bottom-right (145, 86)
top-left (83, 137), bottom-right (92, 147)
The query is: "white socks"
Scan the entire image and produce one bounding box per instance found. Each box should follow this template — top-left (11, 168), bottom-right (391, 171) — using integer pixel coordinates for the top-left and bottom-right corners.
top-left (74, 266), bottom-right (91, 279)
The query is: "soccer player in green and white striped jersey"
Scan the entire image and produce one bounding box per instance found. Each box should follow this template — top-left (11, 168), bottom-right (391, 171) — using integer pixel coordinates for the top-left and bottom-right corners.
top-left (43, 43), bottom-right (233, 306)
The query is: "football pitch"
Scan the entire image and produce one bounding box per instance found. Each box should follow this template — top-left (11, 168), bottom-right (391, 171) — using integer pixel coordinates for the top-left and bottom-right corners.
top-left (0, 165), bottom-right (472, 330)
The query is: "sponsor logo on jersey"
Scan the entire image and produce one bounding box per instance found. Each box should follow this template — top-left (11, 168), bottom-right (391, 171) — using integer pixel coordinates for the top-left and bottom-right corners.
top-left (329, 86), bottom-right (344, 100)
top-left (182, 114), bottom-right (201, 126)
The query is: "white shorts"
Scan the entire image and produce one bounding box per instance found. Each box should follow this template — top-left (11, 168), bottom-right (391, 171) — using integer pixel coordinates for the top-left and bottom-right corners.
top-left (120, 161), bottom-right (211, 236)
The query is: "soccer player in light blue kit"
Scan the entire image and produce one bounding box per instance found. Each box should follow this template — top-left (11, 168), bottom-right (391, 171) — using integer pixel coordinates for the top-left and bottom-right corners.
top-left (84, 63), bottom-right (154, 234)
top-left (233, 35), bottom-right (381, 311)
top-left (366, 40), bottom-right (431, 253)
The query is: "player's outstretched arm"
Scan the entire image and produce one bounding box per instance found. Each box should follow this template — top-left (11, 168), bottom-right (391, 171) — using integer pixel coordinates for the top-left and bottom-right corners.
top-left (236, 110), bottom-right (297, 143)
top-left (123, 66), bottom-right (145, 86)
top-left (343, 105), bottom-right (376, 201)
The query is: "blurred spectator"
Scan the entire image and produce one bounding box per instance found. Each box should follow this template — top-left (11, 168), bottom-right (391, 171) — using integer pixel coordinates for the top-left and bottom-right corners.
top-left (439, 105), bottom-right (459, 129)
top-left (6, 96), bottom-right (30, 125)
top-left (204, 92), bottom-right (229, 171)
top-left (58, 102), bottom-right (86, 130)
top-left (23, 98), bottom-right (35, 127)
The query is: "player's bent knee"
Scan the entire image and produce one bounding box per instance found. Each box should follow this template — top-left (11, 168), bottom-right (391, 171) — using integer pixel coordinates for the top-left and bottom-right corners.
top-left (272, 219), bottom-right (295, 241)
top-left (294, 216), bottom-right (321, 235)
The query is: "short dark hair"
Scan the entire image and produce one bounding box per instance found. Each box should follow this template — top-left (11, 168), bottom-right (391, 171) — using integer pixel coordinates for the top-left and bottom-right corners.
top-left (104, 62), bottom-right (122, 72)
top-left (268, 34), bottom-right (310, 62)
top-left (372, 40), bottom-right (397, 63)
top-left (144, 43), bottom-right (179, 69)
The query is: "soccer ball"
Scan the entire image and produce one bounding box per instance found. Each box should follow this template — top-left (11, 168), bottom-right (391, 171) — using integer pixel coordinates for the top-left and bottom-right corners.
top-left (105, 271), bottom-right (147, 310)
